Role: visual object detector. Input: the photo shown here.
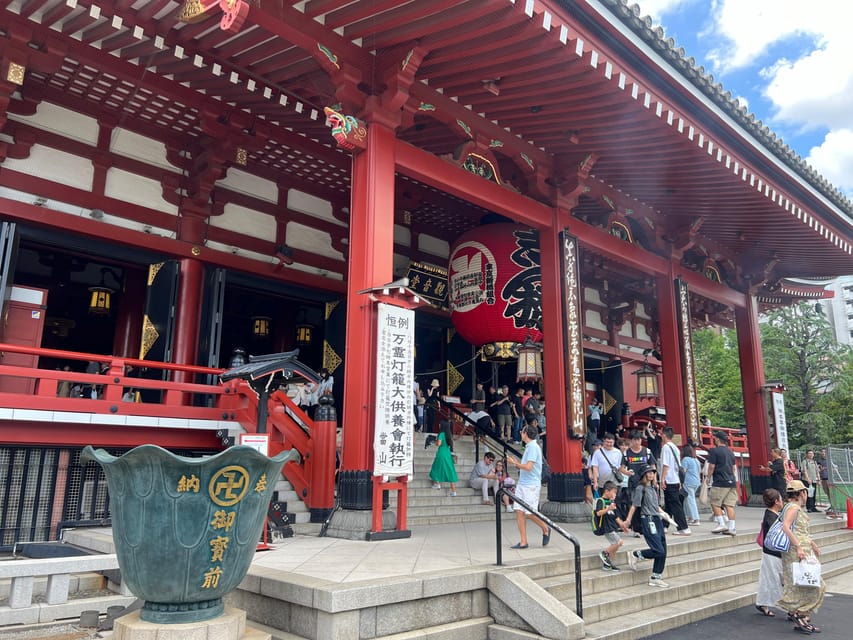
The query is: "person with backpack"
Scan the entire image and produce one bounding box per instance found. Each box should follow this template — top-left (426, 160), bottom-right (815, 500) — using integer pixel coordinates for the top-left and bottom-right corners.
top-left (623, 464), bottom-right (671, 588)
top-left (593, 480), bottom-right (627, 571)
top-left (622, 430), bottom-right (656, 532)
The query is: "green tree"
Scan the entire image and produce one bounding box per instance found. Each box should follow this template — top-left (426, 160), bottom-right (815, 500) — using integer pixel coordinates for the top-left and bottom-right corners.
top-left (693, 327), bottom-right (744, 428)
top-left (760, 302), bottom-right (851, 447)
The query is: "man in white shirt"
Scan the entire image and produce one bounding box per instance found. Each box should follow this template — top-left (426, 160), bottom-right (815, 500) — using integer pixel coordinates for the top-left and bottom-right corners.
top-left (589, 434), bottom-right (628, 491)
top-left (469, 451), bottom-right (499, 505)
top-left (660, 427), bottom-right (691, 535)
top-left (506, 425), bottom-right (551, 549)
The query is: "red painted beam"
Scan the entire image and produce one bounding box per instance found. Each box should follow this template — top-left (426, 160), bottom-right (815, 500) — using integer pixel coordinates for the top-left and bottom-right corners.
top-left (0, 422), bottom-right (220, 449)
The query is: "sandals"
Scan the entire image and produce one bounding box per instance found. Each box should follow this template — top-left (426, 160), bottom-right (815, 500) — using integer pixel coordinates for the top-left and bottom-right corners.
top-left (791, 613), bottom-right (821, 634)
top-left (755, 605), bottom-right (775, 617)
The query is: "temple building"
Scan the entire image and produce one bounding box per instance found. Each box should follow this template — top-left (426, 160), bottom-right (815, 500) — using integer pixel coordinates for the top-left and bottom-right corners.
top-left (0, 0), bottom-right (850, 542)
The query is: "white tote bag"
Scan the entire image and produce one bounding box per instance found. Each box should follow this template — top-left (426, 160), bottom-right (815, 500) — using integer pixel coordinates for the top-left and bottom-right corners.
top-left (792, 557), bottom-right (822, 588)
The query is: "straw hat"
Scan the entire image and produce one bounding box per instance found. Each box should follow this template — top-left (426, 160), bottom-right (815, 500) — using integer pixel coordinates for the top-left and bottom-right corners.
top-left (430, 378), bottom-right (440, 388)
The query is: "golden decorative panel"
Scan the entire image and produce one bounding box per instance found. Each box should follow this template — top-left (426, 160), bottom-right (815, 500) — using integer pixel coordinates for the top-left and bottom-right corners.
top-left (446, 360), bottom-right (464, 396)
top-left (139, 314), bottom-right (160, 360)
top-left (323, 340), bottom-right (342, 374)
top-left (324, 300), bottom-right (339, 321)
top-left (6, 62), bottom-right (25, 85)
top-left (147, 262), bottom-right (164, 286)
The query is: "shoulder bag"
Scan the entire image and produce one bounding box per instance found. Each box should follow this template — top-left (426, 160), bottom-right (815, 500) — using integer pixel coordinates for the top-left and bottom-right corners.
top-left (602, 450), bottom-right (624, 483)
top-left (764, 504), bottom-right (792, 553)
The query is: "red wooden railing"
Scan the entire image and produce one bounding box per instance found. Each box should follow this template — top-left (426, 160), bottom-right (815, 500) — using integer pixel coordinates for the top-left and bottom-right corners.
top-left (0, 342), bottom-right (333, 518)
top-left (0, 342), bottom-right (230, 418)
top-left (227, 385), bottom-right (335, 517)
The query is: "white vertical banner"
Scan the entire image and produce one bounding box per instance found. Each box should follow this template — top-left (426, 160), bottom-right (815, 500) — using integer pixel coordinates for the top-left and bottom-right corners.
top-left (772, 391), bottom-right (788, 452)
top-left (373, 303), bottom-right (415, 476)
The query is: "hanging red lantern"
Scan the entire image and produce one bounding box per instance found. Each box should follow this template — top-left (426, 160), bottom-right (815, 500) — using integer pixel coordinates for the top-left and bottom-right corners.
top-left (448, 223), bottom-right (542, 347)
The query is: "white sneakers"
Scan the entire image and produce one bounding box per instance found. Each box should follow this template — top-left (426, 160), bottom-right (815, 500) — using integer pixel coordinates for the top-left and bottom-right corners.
top-left (627, 550), bottom-right (641, 571)
top-left (711, 525), bottom-right (728, 534)
top-left (672, 528), bottom-right (692, 536)
top-left (648, 576), bottom-right (670, 588)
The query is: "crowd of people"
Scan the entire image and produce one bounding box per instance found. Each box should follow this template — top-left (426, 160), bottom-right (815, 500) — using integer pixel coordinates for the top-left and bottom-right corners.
top-left (420, 385), bottom-right (838, 632)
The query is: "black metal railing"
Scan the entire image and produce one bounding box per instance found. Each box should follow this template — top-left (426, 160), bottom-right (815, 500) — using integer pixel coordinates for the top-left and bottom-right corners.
top-left (442, 404), bottom-right (523, 462)
top-left (495, 488), bottom-right (583, 619)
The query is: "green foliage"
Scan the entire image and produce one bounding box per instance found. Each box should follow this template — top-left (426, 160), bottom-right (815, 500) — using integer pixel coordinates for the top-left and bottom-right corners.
top-left (693, 327), bottom-right (744, 429)
top-left (760, 302), bottom-right (852, 447)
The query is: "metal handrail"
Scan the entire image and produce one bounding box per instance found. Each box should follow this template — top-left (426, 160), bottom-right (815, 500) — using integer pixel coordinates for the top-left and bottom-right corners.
top-left (443, 403), bottom-right (523, 461)
top-left (495, 488), bottom-right (583, 619)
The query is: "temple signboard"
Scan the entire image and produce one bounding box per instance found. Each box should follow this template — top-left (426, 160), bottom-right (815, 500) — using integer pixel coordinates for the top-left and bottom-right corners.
top-left (373, 303), bottom-right (415, 476)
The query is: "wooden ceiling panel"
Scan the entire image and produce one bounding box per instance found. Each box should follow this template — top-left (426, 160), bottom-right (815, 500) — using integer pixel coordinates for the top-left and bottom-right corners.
top-left (0, 0), bottom-right (847, 283)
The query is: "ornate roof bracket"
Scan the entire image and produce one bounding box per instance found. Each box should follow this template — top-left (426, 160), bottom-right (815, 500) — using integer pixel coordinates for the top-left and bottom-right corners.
top-left (0, 25), bottom-right (65, 129)
top-left (162, 103), bottom-right (269, 209)
top-left (663, 216), bottom-right (705, 259)
top-left (0, 124), bottom-right (35, 163)
top-left (405, 82), bottom-right (552, 175)
top-left (744, 255), bottom-right (781, 294)
top-left (381, 46), bottom-right (430, 115)
top-left (553, 153), bottom-right (599, 200)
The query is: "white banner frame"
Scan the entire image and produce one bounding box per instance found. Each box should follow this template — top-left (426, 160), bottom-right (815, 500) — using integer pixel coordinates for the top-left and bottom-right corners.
top-left (771, 391), bottom-right (788, 453)
top-left (373, 303), bottom-right (415, 476)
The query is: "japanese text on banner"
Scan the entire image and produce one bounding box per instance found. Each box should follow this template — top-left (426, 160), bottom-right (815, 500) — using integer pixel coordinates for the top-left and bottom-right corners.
top-left (373, 303), bottom-right (415, 476)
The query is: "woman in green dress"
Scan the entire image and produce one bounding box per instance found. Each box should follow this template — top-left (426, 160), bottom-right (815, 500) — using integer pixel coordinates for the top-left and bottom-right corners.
top-left (777, 480), bottom-right (825, 634)
top-left (430, 421), bottom-right (458, 496)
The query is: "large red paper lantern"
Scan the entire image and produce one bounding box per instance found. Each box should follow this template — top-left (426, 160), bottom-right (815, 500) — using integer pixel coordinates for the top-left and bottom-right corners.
top-left (448, 223), bottom-right (542, 346)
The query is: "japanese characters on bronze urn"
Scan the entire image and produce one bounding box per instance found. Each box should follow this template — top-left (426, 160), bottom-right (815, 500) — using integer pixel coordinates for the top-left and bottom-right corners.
top-left (81, 444), bottom-right (298, 624)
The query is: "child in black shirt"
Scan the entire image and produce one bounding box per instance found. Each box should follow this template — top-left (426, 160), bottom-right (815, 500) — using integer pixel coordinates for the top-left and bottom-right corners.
top-left (593, 481), bottom-right (627, 571)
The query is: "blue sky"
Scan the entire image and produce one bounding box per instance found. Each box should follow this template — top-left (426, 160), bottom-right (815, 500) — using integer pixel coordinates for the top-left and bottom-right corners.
top-left (634, 0), bottom-right (853, 199)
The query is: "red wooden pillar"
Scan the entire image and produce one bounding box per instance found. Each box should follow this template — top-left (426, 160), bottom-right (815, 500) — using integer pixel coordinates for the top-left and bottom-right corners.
top-left (656, 270), bottom-right (687, 439)
top-left (539, 212), bottom-right (579, 476)
top-left (339, 121), bottom-right (396, 500)
top-left (172, 258), bottom-right (203, 385)
top-left (736, 295), bottom-right (770, 496)
top-left (112, 268), bottom-right (145, 359)
top-left (539, 215), bottom-right (588, 517)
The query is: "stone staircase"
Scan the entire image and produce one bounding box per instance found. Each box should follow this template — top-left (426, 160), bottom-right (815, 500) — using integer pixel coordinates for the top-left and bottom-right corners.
top-left (391, 432), bottom-right (525, 526)
top-left (511, 518), bottom-right (853, 640)
top-left (228, 515), bottom-right (853, 640)
top-left (276, 431), bottom-right (519, 534)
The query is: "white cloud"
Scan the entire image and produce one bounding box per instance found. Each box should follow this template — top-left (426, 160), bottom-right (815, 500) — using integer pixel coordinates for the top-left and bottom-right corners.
top-left (705, 0), bottom-right (853, 195)
top-left (634, 0), bottom-right (689, 21)
top-left (764, 37), bottom-right (853, 132)
top-left (807, 129), bottom-right (853, 195)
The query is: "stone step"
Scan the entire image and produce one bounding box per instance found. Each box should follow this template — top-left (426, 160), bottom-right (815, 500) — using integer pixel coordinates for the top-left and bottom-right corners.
top-left (535, 526), bottom-right (852, 602)
top-left (581, 554), bottom-right (853, 640)
top-left (406, 513), bottom-right (515, 526)
top-left (372, 616), bottom-right (492, 640)
top-left (488, 624), bottom-right (550, 640)
top-left (572, 538), bottom-right (853, 623)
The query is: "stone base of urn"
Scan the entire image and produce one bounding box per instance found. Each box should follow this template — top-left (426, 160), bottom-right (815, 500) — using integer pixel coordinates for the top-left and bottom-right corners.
top-left (113, 607), bottom-right (270, 640)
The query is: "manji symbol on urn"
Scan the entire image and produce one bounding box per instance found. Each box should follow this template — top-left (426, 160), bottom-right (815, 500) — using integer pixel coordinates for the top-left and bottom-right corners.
top-left (81, 444), bottom-right (298, 623)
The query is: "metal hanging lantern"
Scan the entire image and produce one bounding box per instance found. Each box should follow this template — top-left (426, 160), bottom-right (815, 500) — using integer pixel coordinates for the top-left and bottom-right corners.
top-left (516, 334), bottom-right (543, 382)
top-left (632, 359), bottom-right (660, 399)
top-left (295, 323), bottom-right (313, 346)
top-left (88, 287), bottom-right (112, 315)
top-left (87, 267), bottom-right (121, 316)
top-left (252, 316), bottom-right (271, 338)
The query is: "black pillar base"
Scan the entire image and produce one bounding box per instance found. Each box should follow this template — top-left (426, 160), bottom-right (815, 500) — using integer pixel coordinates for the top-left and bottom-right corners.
top-left (337, 470), bottom-right (390, 510)
top-left (547, 471), bottom-right (585, 502)
top-left (310, 507), bottom-right (333, 523)
top-left (338, 470), bottom-right (373, 510)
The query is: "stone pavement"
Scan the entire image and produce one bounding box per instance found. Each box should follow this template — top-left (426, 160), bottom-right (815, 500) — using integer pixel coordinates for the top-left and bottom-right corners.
top-left (250, 505), bottom-right (847, 583)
